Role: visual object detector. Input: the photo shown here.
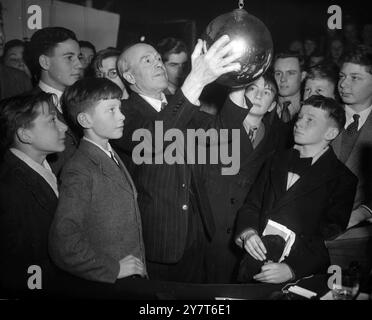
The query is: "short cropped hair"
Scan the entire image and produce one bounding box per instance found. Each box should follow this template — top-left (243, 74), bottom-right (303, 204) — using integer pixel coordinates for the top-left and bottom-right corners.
top-left (61, 77), bottom-right (122, 135)
top-left (3, 39), bottom-right (25, 56)
top-left (24, 27), bottom-right (78, 81)
top-left (88, 48), bottom-right (121, 78)
top-left (261, 71), bottom-right (279, 102)
top-left (79, 40), bottom-right (96, 54)
top-left (302, 94), bottom-right (345, 130)
top-left (0, 92), bottom-right (57, 153)
top-left (156, 37), bottom-right (188, 63)
top-left (306, 62), bottom-right (339, 85)
top-left (343, 45), bottom-right (372, 74)
top-left (274, 52), bottom-right (305, 71)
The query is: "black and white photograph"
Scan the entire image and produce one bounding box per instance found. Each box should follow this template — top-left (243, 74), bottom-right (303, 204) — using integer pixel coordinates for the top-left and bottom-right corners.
top-left (0, 0), bottom-right (371, 311)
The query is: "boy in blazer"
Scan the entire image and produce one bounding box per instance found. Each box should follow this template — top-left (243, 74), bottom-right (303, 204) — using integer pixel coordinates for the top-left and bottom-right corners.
top-left (0, 92), bottom-right (67, 295)
top-left (235, 95), bottom-right (357, 283)
top-left (49, 78), bottom-right (146, 283)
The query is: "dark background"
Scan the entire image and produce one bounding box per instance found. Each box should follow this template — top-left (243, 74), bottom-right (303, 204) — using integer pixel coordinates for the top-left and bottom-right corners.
top-left (65, 0), bottom-right (370, 51)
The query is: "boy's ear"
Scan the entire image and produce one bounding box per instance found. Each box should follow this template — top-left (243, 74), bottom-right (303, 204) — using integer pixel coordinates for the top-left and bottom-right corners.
top-left (268, 101), bottom-right (277, 113)
top-left (77, 112), bottom-right (92, 129)
top-left (325, 126), bottom-right (339, 141)
top-left (39, 54), bottom-right (50, 71)
top-left (122, 71), bottom-right (136, 85)
top-left (16, 127), bottom-right (32, 144)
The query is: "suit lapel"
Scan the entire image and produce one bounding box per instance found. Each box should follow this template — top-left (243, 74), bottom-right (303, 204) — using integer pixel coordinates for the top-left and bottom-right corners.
top-left (130, 92), bottom-right (159, 118)
top-left (345, 110), bottom-right (372, 171)
top-left (270, 151), bottom-right (291, 200)
top-left (79, 140), bottom-right (134, 195)
top-left (5, 152), bottom-right (57, 214)
top-left (273, 148), bottom-right (340, 210)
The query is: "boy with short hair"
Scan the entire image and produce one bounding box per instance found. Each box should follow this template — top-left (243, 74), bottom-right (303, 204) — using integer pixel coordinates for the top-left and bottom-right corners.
top-left (0, 92), bottom-right (67, 294)
top-left (49, 77), bottom-right (146, 283)
top-left (26, 27), bottom-right (83, 176)
top-left (235, 95), bottom-right (357, 283)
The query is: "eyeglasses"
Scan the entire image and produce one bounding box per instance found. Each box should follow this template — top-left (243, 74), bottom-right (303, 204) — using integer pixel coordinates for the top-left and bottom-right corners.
top-left (96, 69), bottom-right (118, 79)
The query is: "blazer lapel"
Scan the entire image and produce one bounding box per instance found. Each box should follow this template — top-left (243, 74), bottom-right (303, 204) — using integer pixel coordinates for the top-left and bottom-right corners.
top-left (273, 148), bottom-right (340, 210)
top-left (270, 151), bottom-right (291, 200)
top-left (114, 149), bottom-right (138, 198)
top-left (5, 152), bottom-right (57, 214)
top-left (345, 110), bottom-right (372, 171)
top-left (79, 140), bottom-right (134, 195)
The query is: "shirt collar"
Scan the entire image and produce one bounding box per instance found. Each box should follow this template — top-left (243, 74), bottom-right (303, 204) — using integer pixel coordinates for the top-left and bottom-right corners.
top-left (38, 80), bottom-right (64, 113)
top-left (344, 104), bottom-right (372, 130)
top-left (10, 148), bottom-right (59, 197)
top-left (138, 92), bottom-right (168, 112)
top-left (82, 137), bottom-right (114, 159)
top-left (293, 145), bottom-right (329, 165)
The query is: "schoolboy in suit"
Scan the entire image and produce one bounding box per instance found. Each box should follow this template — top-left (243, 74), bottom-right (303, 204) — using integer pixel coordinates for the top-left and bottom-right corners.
top-left (49, 78), bottom-right (146, 283)
top-left (334, 46), bottom-right (372, 227)
top-left (204, 72), bottom-right (289, 283)
top-left (235, 95), bottom-right (357, 283)
top-left (0, 92), bottom-right (67, 296)
top-left (26, 27), bottom-right (82, 176)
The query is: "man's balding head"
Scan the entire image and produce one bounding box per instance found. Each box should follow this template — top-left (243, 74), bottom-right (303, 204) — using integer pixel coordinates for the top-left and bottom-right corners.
top-left (118, 43), bottom-right (168, 99)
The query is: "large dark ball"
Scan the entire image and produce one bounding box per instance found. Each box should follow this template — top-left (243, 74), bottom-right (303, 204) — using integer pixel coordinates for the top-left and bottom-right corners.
top-left (202, 9), bottom-right (273, 88)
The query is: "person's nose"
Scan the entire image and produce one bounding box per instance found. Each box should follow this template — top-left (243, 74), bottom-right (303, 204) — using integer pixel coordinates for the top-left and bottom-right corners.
top-left (57, 119), bottom-right (68, 133)
top-left (255, 90), bottom-right (263, 100)
top-left (339, 76), bottom-right (349, 89)
top-left (74, 57), bottom-right (83, 70)
top-left (118, 109), bottom-right (125, 122)
top-left (280, 73), bottom-right (287, 83)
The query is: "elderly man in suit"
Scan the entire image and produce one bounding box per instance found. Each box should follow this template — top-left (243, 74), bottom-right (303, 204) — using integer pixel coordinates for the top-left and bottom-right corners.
top-left (333, 45), bottom-right (372, 228)
top-left (112, 36), bottom-right (247, 282)
top-left (26, 27), bottom-right (82, 176)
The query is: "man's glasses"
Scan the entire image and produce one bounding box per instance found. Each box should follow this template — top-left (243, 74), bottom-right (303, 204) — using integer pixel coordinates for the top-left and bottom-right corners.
top-left (96, 69), bottom-right (118, 79)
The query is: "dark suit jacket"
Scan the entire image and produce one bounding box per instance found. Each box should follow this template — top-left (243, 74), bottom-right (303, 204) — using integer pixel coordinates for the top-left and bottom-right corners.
top-left (235, 147), bottom-right (357, 279)
top-left (0, 151), bottom-right (58, 294)
top-left (49, 140), bottom-right (145, 283)
top-left (204, 111), bottom-right (289, 283)
top-left (333, 110), bottom-right (372, 211)
top-left (30, 86), bottom-right (79, 178)
top-left (0, 64), bottom-right (32, 99)
top-left (112, 90), bottom-right (249, 264)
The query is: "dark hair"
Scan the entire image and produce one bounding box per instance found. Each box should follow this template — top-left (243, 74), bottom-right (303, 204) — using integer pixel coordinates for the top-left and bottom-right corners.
top-left (79, 40), bottom-right (96, 55)
top-left (61, 77), bottom-right (122, 136)
top-left (343, 45), bottom-right (372, 74)
top-left (3, 39), bottom-right (25, 57)
top-left (302, 94), bottom-right (346, 131)
top-left (306, 62), bottom-right (339, 85)
top-left (24, 27), bottom-right (78, 81)
top-left (0, 92), bottom-right (57, 154)
top-left (261, 70), bottom-right (279, 102)
top-left (274, 52), bottom-right (305, 71)
top-left (156, 37), bottom-right (188, 62)
top-left (88, 48), bottom-right (121, 77)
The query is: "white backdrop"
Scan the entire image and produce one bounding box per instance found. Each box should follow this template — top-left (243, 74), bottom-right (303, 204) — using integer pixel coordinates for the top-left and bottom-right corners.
top-left (2, 0), bottom-right (120, 50)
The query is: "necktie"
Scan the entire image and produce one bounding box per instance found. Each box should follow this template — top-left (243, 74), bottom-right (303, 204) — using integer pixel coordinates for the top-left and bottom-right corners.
top-left (110, 151), bottom-right (120, 167)
top-left (289, 149), bottom-right (312, 175)
top-left (248, 126), bottom-right (257, 143)
top-left (161, 102), bottom-right (167, 111)
top-left (339, 114), bottom-right (360, 162)
top-left (281, 101), bottom-right (292, 123)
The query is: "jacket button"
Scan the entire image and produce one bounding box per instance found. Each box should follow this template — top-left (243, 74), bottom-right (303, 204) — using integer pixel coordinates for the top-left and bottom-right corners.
top-left (230, 198), bottom-right (236, 204)
top-left (182, 204), bottom-right (188, 210)
top-left (227, 228), bottom-right (232, 234)
top-left (182, 183), bottom-right (186, 188)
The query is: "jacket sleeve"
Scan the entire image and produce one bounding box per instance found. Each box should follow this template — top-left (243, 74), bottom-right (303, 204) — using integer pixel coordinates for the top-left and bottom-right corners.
top-left (234, 158), bottom-right (272, 240)
top-left (284, 169), bottom-right (357, 279)
top-left (49, 165), bottom-right (120, 284)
